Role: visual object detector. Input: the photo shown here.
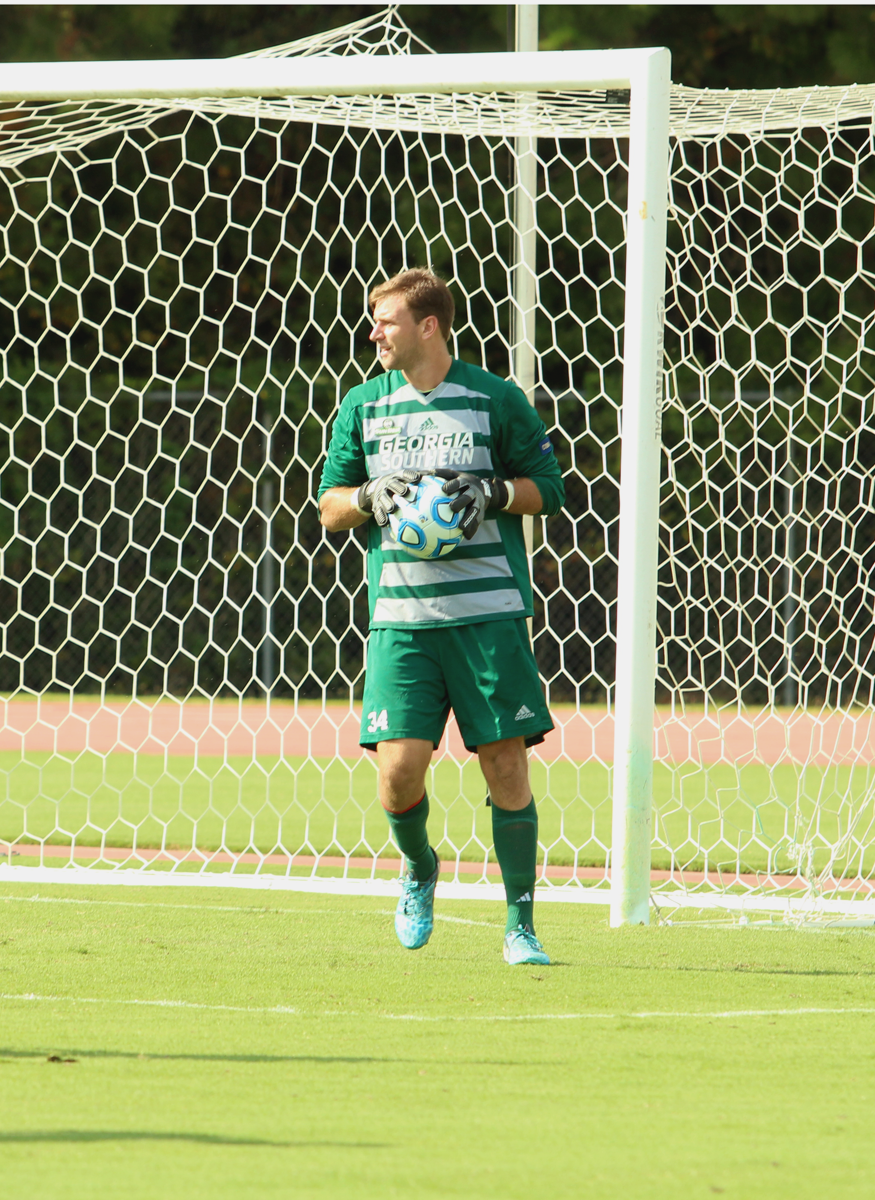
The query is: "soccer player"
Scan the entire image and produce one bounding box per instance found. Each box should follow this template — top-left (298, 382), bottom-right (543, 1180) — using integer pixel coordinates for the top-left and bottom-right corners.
top-left (318, 269), bottom-right (565, 965)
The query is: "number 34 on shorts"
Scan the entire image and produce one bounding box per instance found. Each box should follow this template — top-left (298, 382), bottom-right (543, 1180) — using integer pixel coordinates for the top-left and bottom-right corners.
top-left (366, 709), bottom-right (389, 734)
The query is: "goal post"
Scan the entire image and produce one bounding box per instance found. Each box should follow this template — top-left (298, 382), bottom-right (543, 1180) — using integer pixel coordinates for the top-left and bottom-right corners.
top-left (610, 47), bottom-right (671, 926)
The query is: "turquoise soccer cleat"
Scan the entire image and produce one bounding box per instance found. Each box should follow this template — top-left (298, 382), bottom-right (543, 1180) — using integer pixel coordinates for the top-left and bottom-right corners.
top-left (394, 854), bottom-right (440, 949)
top-left (503, 925), bottom-right (551, 966)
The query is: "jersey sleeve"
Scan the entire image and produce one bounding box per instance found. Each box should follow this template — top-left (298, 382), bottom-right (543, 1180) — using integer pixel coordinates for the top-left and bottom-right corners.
top-left (493, 383), bottom-right (565, 516)
top-left (316, 392), bottom-right (368, 499)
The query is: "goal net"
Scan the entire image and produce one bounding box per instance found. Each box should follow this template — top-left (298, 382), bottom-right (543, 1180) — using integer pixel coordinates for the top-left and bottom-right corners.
top-left (1, 7), bottom-right (874, 918)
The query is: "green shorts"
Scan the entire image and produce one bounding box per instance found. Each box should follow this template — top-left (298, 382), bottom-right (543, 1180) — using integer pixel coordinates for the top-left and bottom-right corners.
top-left (360, 619), bottom-right (553, 753)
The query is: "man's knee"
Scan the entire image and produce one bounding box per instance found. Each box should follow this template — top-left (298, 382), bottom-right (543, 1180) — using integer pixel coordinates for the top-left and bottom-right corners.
top-left (479, 736), bottom-right (526, 774)
top-left (478, 737), bottom-right (531, 809)
top-left (376, 738), bottom-right (433, 811)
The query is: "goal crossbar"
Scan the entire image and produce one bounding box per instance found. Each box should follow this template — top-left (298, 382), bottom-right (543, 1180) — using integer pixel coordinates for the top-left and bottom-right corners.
top-left (0, 48), bottom-right (664, 103)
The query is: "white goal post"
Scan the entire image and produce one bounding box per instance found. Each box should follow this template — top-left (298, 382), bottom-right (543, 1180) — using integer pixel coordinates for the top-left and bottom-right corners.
top-left (1, 8), bottom-right (874, 926)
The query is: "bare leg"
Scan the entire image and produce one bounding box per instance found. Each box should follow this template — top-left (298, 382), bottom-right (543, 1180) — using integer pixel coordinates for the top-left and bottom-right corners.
top-left (477, 736), bottom-right (531, 810)
top-left (375, 738), bottom-right (434, 812)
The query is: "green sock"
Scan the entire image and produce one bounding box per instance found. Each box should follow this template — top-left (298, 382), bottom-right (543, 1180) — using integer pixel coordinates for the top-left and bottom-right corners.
top-left (385, 792), bottom-right (436, 881)
top-left (491, 797), bottom-right (538, 935)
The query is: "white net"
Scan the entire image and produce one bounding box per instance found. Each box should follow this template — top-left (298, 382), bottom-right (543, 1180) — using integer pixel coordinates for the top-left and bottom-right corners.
top-left (658, 116), bottom-right (875, 916)
top-left (1, 7), bottom-right (874, 914)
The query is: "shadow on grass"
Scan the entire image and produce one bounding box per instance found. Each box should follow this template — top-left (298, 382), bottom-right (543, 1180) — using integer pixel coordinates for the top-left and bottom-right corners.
top-left (0, 1130), bottom-right (387, 1148)
top-left (2, 1047), bottom-right (544, 1066)
top-left (1, 1048), bottom-right (401, 1064)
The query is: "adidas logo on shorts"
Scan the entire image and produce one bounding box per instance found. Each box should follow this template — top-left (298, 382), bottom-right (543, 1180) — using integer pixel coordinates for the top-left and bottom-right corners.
top-left (515, 704), bottom-right (535, 721)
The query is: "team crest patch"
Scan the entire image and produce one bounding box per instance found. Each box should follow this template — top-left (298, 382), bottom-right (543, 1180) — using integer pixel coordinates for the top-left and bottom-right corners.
top-left (374, 416), bottom-right (402, 436)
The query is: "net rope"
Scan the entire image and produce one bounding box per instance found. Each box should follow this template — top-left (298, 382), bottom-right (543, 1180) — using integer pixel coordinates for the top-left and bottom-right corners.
top-left (1, 5), bottom-right (874, 915)
top-left (2, 10), bottom-right (875, 169)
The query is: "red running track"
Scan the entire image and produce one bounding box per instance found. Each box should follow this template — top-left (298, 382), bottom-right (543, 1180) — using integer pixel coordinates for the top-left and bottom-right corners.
top-left (1, 700), bottom-right (874, 765)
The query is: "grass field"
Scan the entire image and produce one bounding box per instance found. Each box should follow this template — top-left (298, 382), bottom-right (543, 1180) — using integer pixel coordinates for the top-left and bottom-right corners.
top-left (1, 879), bottom-right (874, 1199)
top-left (2, 750), bottom-right (874, 876)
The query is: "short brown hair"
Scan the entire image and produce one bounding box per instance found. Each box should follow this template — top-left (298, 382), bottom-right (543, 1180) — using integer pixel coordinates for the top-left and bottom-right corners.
top-left (369, 269), bottom-right (455, 340)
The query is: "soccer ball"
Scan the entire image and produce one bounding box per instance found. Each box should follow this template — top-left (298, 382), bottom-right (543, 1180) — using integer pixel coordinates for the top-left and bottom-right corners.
top-left (388, 474), bottom-right (465, 559)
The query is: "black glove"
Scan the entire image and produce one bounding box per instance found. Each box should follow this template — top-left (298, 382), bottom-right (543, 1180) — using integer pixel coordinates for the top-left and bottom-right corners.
top-left (433, 469), bottom-right (510, 540)
top-left (353, 470), bottom-right (421, 526)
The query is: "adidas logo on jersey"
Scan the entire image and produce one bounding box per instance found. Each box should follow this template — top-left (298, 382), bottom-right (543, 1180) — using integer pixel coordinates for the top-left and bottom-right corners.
top-left (515, 704), bottom-right (535, 721)
top-left (418, 416), bottom-right (438, 432)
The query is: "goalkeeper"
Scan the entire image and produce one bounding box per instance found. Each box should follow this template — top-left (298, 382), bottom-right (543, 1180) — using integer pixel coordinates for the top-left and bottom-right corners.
top-left (318, 269), bottom-right (564, 966)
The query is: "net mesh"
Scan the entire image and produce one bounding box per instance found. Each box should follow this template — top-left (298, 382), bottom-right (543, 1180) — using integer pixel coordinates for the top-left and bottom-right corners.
top-left (1, 6), bottom-right (874, 912)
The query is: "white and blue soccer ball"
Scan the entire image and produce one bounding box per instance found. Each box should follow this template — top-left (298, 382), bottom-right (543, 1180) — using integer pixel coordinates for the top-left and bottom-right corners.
top-left (388, 473), bottom-right (465, 559)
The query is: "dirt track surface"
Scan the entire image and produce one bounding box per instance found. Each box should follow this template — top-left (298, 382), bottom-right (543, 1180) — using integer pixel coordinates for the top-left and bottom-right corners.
top-left (1, 700), bottom-right (874, 766)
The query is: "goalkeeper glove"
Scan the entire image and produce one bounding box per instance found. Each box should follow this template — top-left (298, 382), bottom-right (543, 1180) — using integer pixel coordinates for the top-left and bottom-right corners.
top-left (433, 469), bottom-right (514, 540)
top-left (352, 469), bottom-right (421, 526)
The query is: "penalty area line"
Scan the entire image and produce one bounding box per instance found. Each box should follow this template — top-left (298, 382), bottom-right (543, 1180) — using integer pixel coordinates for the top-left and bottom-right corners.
top-left (0, 992), bottom-right (297, 1015)
top-left (2, 992), bottom-right (875, 1022)
top-left (0, 893), bottom-right (450, 920)
top-left (0, 893), bottom-right (502, 927)
top-left (386, 1006), bottom-right (875, 1022)
top-left (375, 909), bottom-right (501, 929)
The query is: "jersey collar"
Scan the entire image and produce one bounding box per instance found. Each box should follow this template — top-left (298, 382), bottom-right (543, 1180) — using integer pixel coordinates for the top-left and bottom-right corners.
top-left (406, 358), bottom-right (462, 404)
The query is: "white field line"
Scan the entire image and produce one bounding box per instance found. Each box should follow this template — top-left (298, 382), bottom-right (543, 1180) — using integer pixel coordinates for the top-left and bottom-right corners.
top-left (4, 891), bottom-right (874, 933)
top-left (0, 864), bottom-right (591, 903)
top-left (380, 1007), bottom-right (875, 1022)
top-left (377, 910), bottom-right (500, 928)
top-left (4, 865), bottom-right (875, 921)
top-left (2, 991), bottom-right (875, 1022)
top-left (5, 891), bottom-right (872, 936)
top-left (0, 894), bottom-right (329, 913)
top-left (0, 893), bottom-right (500, 927)
top-left (0, 993), bottom-right (297, 1014)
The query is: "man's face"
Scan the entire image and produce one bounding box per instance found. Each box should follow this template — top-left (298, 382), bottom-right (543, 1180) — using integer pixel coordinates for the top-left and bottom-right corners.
top-left (369, 294), bottom-right (426, 373)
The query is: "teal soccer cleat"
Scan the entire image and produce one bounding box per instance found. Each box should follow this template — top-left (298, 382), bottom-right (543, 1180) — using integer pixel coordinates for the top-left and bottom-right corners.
top-left (394, 855), bottom-right (440, 949)
top-left (503, 925), bottom-right (551, 966)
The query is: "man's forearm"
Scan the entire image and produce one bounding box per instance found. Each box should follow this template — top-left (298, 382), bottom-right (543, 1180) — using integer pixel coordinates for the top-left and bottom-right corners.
top-left (504, 477), bottom-right (544, 516)
top-left (320, 476), bottom-right (544, 529)
top-left (319, 487), bottom-right (370, 531)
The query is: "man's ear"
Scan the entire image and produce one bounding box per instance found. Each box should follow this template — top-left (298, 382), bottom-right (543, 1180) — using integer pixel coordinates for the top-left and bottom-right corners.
top-left (418, 314), bottom-right (440, 341)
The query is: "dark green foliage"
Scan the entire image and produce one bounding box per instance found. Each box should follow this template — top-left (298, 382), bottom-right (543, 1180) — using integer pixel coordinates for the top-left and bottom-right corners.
top-left (4, 5), bottom-right (875, 89)
top-left (540, 4), bottom-right (875, 89)
top-left (661, 126), bottom-right (875, 707)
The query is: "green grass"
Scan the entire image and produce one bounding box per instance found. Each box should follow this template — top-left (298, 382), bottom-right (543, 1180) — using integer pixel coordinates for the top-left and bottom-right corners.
top-left (2, 750), bottom-right (875, 876)
top-left (1, 881), bottom-right (874, 1198)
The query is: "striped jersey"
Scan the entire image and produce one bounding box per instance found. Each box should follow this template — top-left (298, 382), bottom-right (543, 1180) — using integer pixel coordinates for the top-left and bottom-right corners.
top-left (318, 359), bottom-right (565, 630)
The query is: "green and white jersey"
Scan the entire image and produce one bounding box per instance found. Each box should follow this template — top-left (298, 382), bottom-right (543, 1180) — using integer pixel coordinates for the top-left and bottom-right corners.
top-left (318, 359), bottom-right (564, 630)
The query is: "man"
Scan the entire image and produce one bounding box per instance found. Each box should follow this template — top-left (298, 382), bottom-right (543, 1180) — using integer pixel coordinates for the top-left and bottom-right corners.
top-left (318, 268), bottom-right (564, 965)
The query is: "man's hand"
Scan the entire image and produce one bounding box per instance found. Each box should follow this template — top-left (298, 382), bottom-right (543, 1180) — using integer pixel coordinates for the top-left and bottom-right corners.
top-left (353, 470), bottom-right (421, 526)
top-left (433, 469), bottom-right (511, 540)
